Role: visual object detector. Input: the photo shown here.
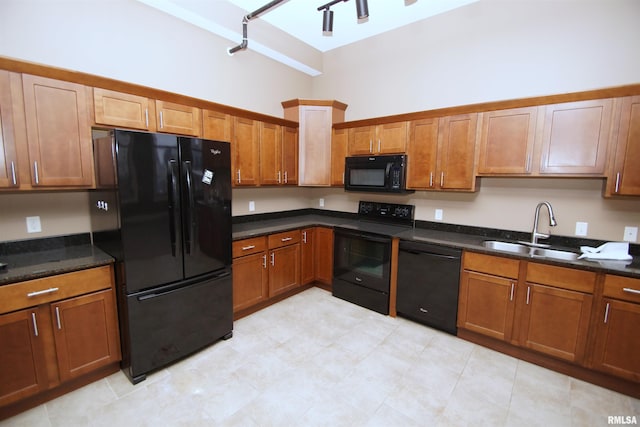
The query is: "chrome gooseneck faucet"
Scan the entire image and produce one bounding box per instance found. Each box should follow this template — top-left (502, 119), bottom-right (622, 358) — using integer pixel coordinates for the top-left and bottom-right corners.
top-left (530, 201), bottom-right (557, 246)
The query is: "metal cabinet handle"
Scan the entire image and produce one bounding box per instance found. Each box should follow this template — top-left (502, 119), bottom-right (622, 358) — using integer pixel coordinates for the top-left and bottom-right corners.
top-left (615, 172), bottom-right (621, 193)
top-left (604, 302), bottom-right (610, 324)
top-left (262, 254), bottom-right (267, 268)
top-left (270, 252), bottom-right (275, 266)
top-left (281, 237), bottom-right (293, 242)
top-left (237, 169), bottom-right (241, 183)
top-left (31, 312), bottom-right (39, 337)
top-left (526, 154), bottom-right (531, 173)
top-left (526, 286), bottom-right (531, 305)
top-left (278, 171), bottom-right (281, 183)
top-left (242, 245), bottom-right (256, 251)
top-left (378, 139), bottom-right (381, 153)
top-left (429, 172), bottom-right (433, 188)
top-left (302, 231), bottom-right (307, 243)
top-left (440, 172), bottom-right (444, 187)
top-left (284, 171), bottom-right (288, 183)
top-left (510, 283), bottom-right (515, 302)
top-left (623, 287), bottom-right (640, 295)
top-left (27, 287), bottom-right (59, 297)
top-left (369, 140), bottom-right (373, 153)
top-left (145, 108), bottom-right (149, 128)
top-left (159, 111), bottom-right (164, 129)
top-left (55, 306), bottom-right (62, 330)
top-left (33, 161), bottom-right (39, 185)
top-left (10, 161), bottom-right (17, 185)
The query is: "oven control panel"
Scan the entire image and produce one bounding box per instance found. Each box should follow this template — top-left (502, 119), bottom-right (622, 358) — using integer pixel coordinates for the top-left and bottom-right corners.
top-left (358, 201), bottom-right (415, 225)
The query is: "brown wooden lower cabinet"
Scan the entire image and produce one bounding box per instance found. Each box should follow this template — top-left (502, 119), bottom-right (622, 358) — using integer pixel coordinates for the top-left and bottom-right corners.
top-left (0, 266), bottom-right (120, 415)
top-left (458, 251), bottom-right (639, 398)
top-left (314, 227), bottom-right (334, 286)
top-left (301, 228), bottom-right (315, 285)
top-left (232, 251), bottom-right (269, 312)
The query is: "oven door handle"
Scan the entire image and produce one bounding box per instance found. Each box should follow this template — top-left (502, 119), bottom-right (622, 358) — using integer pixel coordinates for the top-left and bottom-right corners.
top-left (336, 230), bottom-right (391, 244)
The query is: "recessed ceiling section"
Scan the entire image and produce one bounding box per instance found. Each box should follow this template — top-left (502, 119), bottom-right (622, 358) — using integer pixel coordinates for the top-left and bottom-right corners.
top-left (135, 0), bottom-right (479, 76)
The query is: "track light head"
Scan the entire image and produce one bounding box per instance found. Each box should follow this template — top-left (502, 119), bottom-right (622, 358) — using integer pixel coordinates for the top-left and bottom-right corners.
top-left (322, 8), bottom-right (334, 35)
top-left (355, 0), bottom-right (369, 19)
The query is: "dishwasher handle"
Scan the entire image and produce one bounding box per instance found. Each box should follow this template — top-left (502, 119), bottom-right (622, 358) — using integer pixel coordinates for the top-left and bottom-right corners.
top-left (401, 249), bottom-right (460, 261)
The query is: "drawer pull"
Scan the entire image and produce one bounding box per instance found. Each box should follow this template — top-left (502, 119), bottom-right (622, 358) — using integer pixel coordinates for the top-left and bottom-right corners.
top-left (27, 287), bottom-right (59, 297)
top-left (31, 312), bottom-right (39, 337)
top-left (623, 287), bottom-right (640, 295)
top-left (242, 245), bottom-right (256, 251)
top-left (280, 237), bottom-right (293, 242)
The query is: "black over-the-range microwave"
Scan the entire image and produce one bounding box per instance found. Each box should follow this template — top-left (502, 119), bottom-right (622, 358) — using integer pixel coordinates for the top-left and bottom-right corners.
top-left (344, 154), bottom-right (414, 193)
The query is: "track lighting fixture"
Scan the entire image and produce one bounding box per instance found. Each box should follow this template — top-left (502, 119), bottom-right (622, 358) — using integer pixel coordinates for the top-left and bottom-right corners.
top-left (317, 0), bottom-right (369, 36)
top-left (322, 8), bottom-right (334, 34)
top-left (355, 0), bottom-right (369, 19)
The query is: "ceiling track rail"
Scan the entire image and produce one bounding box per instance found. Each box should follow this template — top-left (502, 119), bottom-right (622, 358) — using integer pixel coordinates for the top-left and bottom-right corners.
top-left (227, 0), bottom-right (288, 55)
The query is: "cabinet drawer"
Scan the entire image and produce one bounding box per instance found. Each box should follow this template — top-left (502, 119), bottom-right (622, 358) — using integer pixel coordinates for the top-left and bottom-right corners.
top-left (526, 262), bottom-right (595, 293)
top-left (268, 230), bottom-right (301, 249)
top-left (603, 275), bottom-right (640, 304)
top-left (232, 236), bottom-right (267, 258)
top-left (0, 265), bottom-right (114, 314)
top-left (463, 252), bottom-right (520, 279)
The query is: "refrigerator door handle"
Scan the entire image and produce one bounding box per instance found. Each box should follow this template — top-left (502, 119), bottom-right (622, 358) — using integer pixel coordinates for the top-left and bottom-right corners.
top-left (167, 160), bottom-right (179, 257)
top-left (183, 160), bottom-right (195, 255)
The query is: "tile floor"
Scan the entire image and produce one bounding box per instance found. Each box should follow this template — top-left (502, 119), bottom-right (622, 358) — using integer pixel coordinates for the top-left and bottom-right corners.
top-left (2, 287), bottom-right (638, 427)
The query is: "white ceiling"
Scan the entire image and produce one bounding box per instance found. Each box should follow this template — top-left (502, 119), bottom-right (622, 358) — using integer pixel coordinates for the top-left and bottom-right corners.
top-left (136, 0), bottom-right (479, 75)
top-left (225, 0), bottom-right (479, 52)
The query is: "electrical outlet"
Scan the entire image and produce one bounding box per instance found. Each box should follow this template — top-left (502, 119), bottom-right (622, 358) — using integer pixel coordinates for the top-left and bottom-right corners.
top-left (319, 198), bottom-right (325, 208)
top-left (249, 201), bottom-right (255, 212)
top-left (26, 216), bottom-right (42, 233)
top-left (623, 226), bottom-right (638, 242)
top-left (435, 209), bottom-right (443, 221)
top-left (575, 222), bottom-right (588, 237)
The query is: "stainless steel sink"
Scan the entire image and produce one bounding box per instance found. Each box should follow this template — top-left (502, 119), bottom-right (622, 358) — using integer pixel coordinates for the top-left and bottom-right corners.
top-left (482, 240), bottom-right (579, 261)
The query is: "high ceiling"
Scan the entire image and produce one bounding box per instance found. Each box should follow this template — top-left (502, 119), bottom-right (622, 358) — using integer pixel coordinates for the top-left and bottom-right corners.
top-left (135, 0), bottom-right (479, 75)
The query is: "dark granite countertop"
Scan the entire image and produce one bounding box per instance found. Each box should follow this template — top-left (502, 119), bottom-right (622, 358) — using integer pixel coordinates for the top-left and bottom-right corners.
top-left (232, 211), bottom-right (640, 279)
top-left (0, 234), bottom-right (114, 286)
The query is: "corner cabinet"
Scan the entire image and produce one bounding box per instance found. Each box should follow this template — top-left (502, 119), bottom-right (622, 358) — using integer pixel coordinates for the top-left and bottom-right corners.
top-left (22, 74), bottom-right (94, 187)
top-left (0, 265), bottom-right (120, 410)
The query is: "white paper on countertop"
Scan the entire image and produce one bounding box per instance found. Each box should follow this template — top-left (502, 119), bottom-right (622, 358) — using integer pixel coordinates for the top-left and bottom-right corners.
top-left (578, 242), bottom-right (633, 261)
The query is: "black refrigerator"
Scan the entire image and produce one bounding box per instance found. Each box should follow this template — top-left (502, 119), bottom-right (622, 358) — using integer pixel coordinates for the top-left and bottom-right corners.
top-left (89, 129), bottom-right (233, 384)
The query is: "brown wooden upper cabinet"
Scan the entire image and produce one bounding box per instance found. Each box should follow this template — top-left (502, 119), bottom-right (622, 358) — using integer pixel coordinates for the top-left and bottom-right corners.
top-left (0, 70), bottom-right (20, 189)
top-left (202, 109), bottom-right (231, 142)
top-left (93, 88), bottom-right (202, 137)
top-left (331, 128), bottom-right (348, 186)
top-left (232, 117), bottom-right (260, 186)
top-left (477, 106), bottom-right (538, 175)
top-left (22, 74), bottom-right (94, 188)
top-left (281, 126), bottom-right (298, 185)
top-left (606, 96), bottom-right (640, 196)
top-left (406, 114), bottom-right (479, 191)
top-left (538, 99), bottom-right (613, 175)
top-left (348, 122), bottom-right (407, 155)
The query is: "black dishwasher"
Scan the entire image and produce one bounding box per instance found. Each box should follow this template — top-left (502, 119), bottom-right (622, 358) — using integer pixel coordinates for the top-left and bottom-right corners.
top-left (397, 241), bottom-right (462, 335)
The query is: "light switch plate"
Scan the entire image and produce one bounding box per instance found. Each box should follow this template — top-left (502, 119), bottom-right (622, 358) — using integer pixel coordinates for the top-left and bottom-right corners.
top-left (26, 216), bottom-right (42, 233)
top-left (319, 198), bottom-right (325, 208)
top-left (435, 209), bottom-right (443, 221)
top-left (623, 226), bottom-right (638, 242)
top-left (249, 201), bottom-right (255, 212)
top-left (575, 222), bottom-right (588, 236)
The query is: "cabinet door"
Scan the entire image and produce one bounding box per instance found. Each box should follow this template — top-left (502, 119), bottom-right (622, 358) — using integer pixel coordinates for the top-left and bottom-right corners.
top-left (301, 228), bottom-right (315, 285)
top-left (232, 117), bottom-right (260, 186)
top-left (202, 110), bottom-right (231, 142)
top-left (377, 122), bottom-right (407, 154)
top-left (406, 118), bottom-right (439, 189)
top-left (259, 122), bottom-right (282, 185)
top-left (458, 270), bottom-right (516, 341)
top-left (281, 126), bottom-right (298, 185)
top-left (348, 126), bottom-right (376, 155)
top-left (156, 100), bottom-right (201, 137)
top-left (0, 307), bottom-right (48, 406)
top-left (0, 70), bottom-right (19, 188)
top-left (517, 283), bottom-right (592, 363)
top-left (22, 74), bottom-right (93, 187)
top-left (608, 96), bottom-right (640, 196)
top-left (93, 88), bottom-right (152, 130)
top-left (314, 227), bottom-right (334, 286)
top-left (331, 128), bottom-right (348, 186)
top-left (478, 107), bottom-right (537, 175)
top-left (592, 298), bottom-right (640, 382)
top-left (539, 99), bottom-right (613, 175)
top-left (232, 252), bottom-right (269, 313)
top-left (437, 113), bottom-right (478, 190)
top-left (269, 244), bottom-right (300, 297)
top-left (299, 106), bottom-right (331, 185)
top-left (51, 290), bottom-right (120, 382)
